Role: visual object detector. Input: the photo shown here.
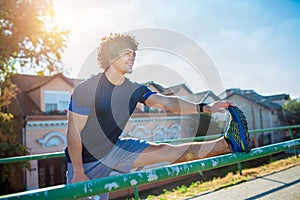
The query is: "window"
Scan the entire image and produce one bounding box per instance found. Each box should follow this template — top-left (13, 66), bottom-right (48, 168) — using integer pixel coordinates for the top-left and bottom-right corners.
top-left (44, 91), bottom-right (70, 113)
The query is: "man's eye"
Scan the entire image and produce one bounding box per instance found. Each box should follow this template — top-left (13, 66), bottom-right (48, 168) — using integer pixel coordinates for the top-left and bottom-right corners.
top-left (127, 52), bottom-right (136, 57)
top-left (122, 50), bottom-right (135, 57)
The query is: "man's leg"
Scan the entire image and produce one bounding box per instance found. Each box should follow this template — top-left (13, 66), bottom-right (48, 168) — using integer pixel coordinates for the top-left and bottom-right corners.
top-left (66, 161), bottom-right (111, 200)
top-left (132, 137), bottom-right (232, 168)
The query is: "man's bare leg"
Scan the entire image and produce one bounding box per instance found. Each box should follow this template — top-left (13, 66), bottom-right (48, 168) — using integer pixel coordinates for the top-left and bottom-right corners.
top-left (132, 137), bottom-right (232, 168)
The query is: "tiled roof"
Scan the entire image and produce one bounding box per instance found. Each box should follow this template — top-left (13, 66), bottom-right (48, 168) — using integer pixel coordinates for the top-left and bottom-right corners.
top-left (225, 89), bottom-right (284, 110)
top-left (144, 81), bottom-right (166, 93)
top-left (24, 73), bottom-right (76, 92)
top-left (144, 81), bottom-right (194, 96)
top-left (164, 83), bottom-right (193, 95)
top-left (11, 73), bottom-right (80, 116)
top-left (194, 90), bottom-right (220, 102)
top-left (264, 94), bottom-right (290, 101)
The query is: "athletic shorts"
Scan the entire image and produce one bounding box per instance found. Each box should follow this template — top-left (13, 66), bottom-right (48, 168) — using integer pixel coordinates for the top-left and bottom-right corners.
top-left (66, 137), bottom-right (150, 199)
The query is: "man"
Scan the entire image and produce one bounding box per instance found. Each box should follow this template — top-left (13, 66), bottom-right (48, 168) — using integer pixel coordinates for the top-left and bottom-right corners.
top-left (65, 33), bottom-right (250, 199)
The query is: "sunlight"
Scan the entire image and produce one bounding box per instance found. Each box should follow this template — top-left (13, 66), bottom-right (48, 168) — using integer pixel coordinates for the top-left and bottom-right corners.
top-left (52, 0), bottom-right (72, 29)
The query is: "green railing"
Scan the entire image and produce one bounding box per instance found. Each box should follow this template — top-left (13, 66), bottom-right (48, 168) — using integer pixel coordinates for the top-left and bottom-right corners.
top-left (1, 124), bottom-right (299, 165)
top-left (0, 151), bottom-right (65, 165)
top-left (1, 139), bottom-right (300, 200)
top-left (0, 125), bottom-right (299, 199)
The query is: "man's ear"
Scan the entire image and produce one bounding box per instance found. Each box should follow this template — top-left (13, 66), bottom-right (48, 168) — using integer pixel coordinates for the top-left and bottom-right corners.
top-left (108, 58), bottom-right (113, 65)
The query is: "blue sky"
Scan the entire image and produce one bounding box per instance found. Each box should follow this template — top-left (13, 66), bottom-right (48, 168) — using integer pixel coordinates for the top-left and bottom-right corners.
top-left (53, 0), bottom-right (300, 98)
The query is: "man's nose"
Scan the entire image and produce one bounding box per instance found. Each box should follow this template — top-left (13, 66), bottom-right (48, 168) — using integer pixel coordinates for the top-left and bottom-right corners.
top-left (129, 54), bottom-right (135, 61)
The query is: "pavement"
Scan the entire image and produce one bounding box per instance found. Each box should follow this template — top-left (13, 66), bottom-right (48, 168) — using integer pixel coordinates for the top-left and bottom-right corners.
top-left (186, 165), bottom-right (300, 200)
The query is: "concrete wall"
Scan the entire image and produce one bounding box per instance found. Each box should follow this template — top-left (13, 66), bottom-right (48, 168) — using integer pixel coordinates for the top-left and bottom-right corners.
top-left (124, 114), bottom-right (198, 141)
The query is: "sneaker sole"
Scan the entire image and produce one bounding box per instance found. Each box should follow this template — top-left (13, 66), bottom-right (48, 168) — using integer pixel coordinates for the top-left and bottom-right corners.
top-left (228, 106), bottom-right (251, 152)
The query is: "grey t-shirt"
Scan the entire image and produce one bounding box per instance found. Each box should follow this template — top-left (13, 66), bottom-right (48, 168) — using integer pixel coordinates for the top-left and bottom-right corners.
top-left (65, 73), bottom-right (155, 163)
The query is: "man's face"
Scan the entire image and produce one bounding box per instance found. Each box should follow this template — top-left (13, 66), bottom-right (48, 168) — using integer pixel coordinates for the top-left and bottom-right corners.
top-left (110, 48), bottom-right (136, 74)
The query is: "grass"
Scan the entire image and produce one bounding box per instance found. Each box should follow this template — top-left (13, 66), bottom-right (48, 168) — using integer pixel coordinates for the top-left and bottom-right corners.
top-left (143, 156), bottom-right (300, 200)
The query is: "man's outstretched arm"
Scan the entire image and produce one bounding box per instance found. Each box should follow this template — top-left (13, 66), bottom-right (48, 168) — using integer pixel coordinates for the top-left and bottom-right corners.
top-left (144, 93), bottom-right (235, 114)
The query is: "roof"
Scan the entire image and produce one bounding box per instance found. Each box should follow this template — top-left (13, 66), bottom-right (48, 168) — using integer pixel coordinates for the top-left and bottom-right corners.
top-left (225, 89), bottom-right (283, 110)
top-left (195, 90), bottom-right (220, 102)
top-left (144, 81), bottom-right (166, 93)
top-left (24, 73), bottom-right (77, 92)
top-left (10, 73), bottom-right (80, 116)
top-left (164, 83), bottom-right (193, 95)
top-left (144, 81), bottom-right (194, 96)
top-left (265, 94), bottom-right (290, 101)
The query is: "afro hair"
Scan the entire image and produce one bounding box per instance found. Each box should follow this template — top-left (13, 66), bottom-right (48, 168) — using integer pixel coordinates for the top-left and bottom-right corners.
top-left (97, 33), bottom-right (138, 70)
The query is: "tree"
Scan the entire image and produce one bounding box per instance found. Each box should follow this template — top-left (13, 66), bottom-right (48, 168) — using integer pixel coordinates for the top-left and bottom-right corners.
top-left (280, 99), bottom-right (300, 126)
top-left (0, 0), bottom-right (68, 75)
top-left (0, 0), bottom-right (68, 194)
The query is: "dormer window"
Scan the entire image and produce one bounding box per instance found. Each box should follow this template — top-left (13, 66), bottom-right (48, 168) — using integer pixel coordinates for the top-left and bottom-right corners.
top-left (44, 90), bottom-right (70, 114)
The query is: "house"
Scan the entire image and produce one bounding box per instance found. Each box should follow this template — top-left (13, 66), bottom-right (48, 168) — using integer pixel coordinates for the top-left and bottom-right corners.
top-left (9, 73), bottom-right (78, 190)
top-left (222, 88), bottom-right (289, 147)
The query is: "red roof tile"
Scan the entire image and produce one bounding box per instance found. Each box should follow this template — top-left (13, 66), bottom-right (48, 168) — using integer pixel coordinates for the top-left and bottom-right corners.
top-left (11, 73), bottom-right (80, 116)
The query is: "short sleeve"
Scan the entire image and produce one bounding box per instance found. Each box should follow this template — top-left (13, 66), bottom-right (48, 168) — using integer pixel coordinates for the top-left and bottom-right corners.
top-left (69, 84), bottom-right (93, 115)
top-left (136, 85), bottom-right (157, 104)
top-left (68, 79), bottom-right (96, 115)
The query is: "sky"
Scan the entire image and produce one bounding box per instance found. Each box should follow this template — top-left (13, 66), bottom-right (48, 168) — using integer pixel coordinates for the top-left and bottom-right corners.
top-left (52, 0), bottom-right (300, 99)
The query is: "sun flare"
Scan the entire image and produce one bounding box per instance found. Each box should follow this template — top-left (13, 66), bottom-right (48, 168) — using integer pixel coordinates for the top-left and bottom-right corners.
top-left (52, 0), bottom-right (72, 28)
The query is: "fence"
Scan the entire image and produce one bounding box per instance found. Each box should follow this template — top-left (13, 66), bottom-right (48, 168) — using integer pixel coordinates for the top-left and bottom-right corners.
top-left (0, 125), bottom-right (300, 199)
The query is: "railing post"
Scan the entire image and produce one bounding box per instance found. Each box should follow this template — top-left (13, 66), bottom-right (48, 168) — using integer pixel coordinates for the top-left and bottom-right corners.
top-left (133, 186), bottom-right (139, 200)
top-left (289, 128), bottom-right (299, 157)
top-left (199, 171), bottom-right (204, 178)
top-left (237, 162), bottom-right (243, 175)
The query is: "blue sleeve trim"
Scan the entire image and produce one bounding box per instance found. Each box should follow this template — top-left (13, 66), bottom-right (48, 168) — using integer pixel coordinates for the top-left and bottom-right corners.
top-left (143, 91), bottom-right (157, 101)
top-left (69, 99), bottom-right (90, 115)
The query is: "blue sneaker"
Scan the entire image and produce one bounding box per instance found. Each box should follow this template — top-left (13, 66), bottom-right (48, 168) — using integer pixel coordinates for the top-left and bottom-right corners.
top-left (225, 106), bottom-right (252, 153)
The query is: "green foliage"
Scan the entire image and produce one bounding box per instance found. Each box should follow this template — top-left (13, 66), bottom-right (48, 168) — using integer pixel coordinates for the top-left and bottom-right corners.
top-left (0, 0), bottom-right (69, 75)
top-left (0, 0), bottom-right (69, 194)
top-left (0, 108), bottom-right (29, 194)
top-left (0, 142), bottom-right (30, 180)
top-left (173, 185), bottom-right (188, 194)
top-left (280, 99), bottom-right (300, 125)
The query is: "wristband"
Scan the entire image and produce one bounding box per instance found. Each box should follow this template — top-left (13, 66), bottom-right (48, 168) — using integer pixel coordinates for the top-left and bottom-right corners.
top-left (197, 103), bottom-right (208, 113)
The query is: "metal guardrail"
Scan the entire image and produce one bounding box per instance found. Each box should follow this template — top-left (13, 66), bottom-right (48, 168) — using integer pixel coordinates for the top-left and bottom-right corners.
top-left (0, 151), bottom-right (65, 165)
top-left (1, 124), bottom-right (300, 165)
top-left (249, 124), bottom-right (300, 133)
top-left (0, 125), bottom-right (299, 199)
top-left (1, 139), bottom-right (300, 200)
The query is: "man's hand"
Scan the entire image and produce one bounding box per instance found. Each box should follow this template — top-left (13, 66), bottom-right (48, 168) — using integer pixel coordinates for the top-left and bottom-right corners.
top-left (203, 100), bottom-right (236, 113)
top-left (72, 171), bottom-right (89, 183)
